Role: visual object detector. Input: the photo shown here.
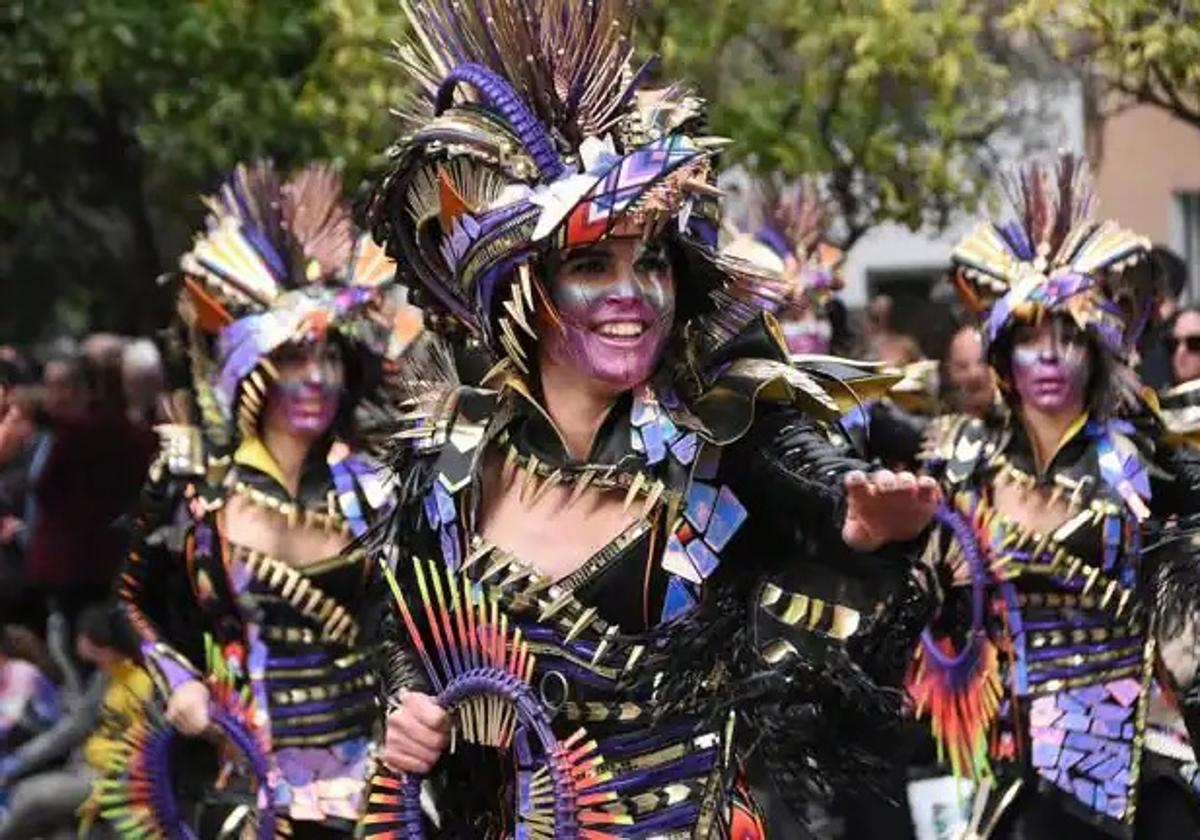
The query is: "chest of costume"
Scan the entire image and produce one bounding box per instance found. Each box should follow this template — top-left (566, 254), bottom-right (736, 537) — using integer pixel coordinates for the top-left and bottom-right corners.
top-left (937, 420), bottom-right (1156, 832)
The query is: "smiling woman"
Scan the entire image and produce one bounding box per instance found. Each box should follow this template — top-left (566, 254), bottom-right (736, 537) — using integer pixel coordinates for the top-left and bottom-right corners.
top-left (363, 1), bottom-right (942, 837)
top-left (539, 237), bottom-right (677, 395)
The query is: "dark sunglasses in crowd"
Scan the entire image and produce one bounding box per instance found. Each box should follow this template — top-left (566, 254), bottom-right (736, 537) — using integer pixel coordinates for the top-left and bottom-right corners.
top-left (1167, 334), bottom-right (1200, 354)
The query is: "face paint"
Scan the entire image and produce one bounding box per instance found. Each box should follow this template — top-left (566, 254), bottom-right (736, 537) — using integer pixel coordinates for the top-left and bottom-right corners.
top-left (541, 237), bottom-right (676, 391)
top-left (778, 305), bottom-right (832, 355)
top-left (1010, 318), bottom-right (1090, 414)
top-left (263, 341), bottom-right (345, 439)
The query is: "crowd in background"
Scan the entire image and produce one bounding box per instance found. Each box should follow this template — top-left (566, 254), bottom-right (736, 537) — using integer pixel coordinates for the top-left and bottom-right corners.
top-left (2, 249), bottom-right (1200, 836)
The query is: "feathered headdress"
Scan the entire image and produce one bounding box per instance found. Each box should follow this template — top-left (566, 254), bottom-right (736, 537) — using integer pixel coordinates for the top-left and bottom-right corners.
top-left (367, 0), bottom-right (787, 374)
top-left (724, 178), bottom-right (844, 313)
top-left (951, 153), bottom-right (1156, 360)
top-left (179, 160), bottom-right (395, 438)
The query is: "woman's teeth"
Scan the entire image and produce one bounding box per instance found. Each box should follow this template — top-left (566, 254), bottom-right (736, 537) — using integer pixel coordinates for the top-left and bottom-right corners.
top-left (596, 321), bottom-right (645, 338)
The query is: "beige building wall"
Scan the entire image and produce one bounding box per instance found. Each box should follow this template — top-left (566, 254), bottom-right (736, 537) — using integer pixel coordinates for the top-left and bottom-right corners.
top-left (1091, 103), bottom-right (1200, 245)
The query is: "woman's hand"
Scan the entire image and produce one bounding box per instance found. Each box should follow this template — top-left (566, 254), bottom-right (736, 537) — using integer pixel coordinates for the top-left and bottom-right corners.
top-left (842, 469), bottom-right (939, 551)
top-left (382, 690), bottom-right (451, 775)
top-left (165, 680), bottom-right (211, 737)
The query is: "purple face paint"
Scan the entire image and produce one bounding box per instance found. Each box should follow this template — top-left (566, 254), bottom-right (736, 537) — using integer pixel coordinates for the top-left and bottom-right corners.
top-left (263, 341), bottom-right (344, 439)
top-left (542, 238), bottom-right (676, 390)
top-left (778, 305), bottom-right (832, 355)
top-left (1010, 318), bottom-right (1090, 414)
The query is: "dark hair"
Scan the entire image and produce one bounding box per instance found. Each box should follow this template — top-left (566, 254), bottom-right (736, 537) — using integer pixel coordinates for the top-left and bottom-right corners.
top-left (1153, 246), bottom-right (1187, 301)
top-left (76, 603), bottom-right (117, 649)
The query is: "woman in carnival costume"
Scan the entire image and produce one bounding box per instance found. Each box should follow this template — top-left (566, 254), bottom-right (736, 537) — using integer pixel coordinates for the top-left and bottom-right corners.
top-left (114, 161), bottom-right (398, 839)
top-left (723, 178), bottom-right (935, 470)
top-left (912, 154), bottom-right (1200, 838)
top-left (363, 1), bottom-right (940, 837)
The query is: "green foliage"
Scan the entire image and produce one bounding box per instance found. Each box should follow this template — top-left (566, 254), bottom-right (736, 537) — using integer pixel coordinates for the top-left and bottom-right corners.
top-left (0, 0), bottom-right (406, 344)
top-left (1007, 0), bottom-right (1200, 129)
top-left (642, 0), bottom-right (1009, 246)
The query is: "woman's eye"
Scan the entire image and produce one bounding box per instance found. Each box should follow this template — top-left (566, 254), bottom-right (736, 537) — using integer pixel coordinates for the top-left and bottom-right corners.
top-left (567, 258), bottom-right (609, 275)
top-left (635, 254), bottom-right (669, 273)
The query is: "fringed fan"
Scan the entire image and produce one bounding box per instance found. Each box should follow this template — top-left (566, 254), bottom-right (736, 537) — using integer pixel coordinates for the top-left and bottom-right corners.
top-left (364, 556), bottom-right (623, 839)
top-left (91, 638), bottom-right (279, 840)
top-left (907, 505), bottom-right (1003, 783)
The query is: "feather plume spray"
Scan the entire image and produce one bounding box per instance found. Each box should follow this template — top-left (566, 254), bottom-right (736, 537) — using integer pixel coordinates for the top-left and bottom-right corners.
top-left (1002, 153), bottom-right (1094, 262)
top-left (394, 0), bottom-right (646, 148)
top-left (280, 163), bottom-right (355, 285)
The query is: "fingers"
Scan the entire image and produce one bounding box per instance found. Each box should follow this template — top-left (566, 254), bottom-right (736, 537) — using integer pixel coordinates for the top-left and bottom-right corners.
top-left (869, 469), bottom-right (896, 492)
top-left (407, 692), bottom-right (451, 733)
top-left (916, 475), bottom-right (941, 503)
top-left (382, 692), bottom-right (450, 775)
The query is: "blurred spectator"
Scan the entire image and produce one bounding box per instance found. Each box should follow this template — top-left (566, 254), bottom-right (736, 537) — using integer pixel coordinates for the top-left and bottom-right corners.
top-left (0, 604), bottom-right (152, 840)
top-left (121, 338), bottom-right (165, 427)
top-left (940, 324), bottom-right (997, 418)
top-left (0, 632), bottom-right (58, 757)
top-left (23, 342), bottom-right (156, 629)
top-left (0, 361), bottom-right (37, 606)
top-left (1140, 246), bottom-right (1187, 390)
top-left (864, 293), bottom-right (925, 365)
top-left (1169, 306), bottom-right (1200, 386)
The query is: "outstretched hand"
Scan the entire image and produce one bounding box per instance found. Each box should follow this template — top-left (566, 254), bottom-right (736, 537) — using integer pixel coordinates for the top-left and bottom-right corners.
top-left (842, 469), bottom-right (939, 551)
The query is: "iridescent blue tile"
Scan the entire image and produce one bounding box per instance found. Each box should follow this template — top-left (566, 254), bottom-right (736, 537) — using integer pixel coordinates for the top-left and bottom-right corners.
top-left (685, 482), bottom-right (718, 532)
top-left (662, 533), bottom-right (701, 584)
top-left (661, 575), bottom-right (698, 623)
top-left (631, 393), bottom-right (657, 427)
top-left (424, 491), bottom-right (440, 528)
top-left (656, 412), bottom-right (679, 444)
top-left (643, 418), bottom-right (667, 465)
top-left (704, 486), bottom-right (748, 552)
top-left (1032, 740), bottom-right (1060, 769)
top-left (630, 428), bottom-right (646, 453)
top-left (671, 432), bottom-right (698, 465)
top-left (1094, 789), bottom-right (1108, 815)
top-left (1075, 685), bottom-right (1108, 706)
top-left (1065, 732), bottom-right (1103, 752)
top-left (1092, 755), bottom-right (1125, 782)
top-left (1105, 795), bottom-right (1126, 819)
top-left (1072, 778), bottom-right (1096, 808)
top-left (1058, 748), bottom-right (1085, 770)
top-left (1093, 702), bottom-right (1132, 723)
top-left (1062, 713), bottom-right (1091, 732)
top-left (1057, 692), bottom-right (1086, 714)
top-left (434, 481), bottom-right (457, 523)
top-left (441, 524), bottom-right (461, 571)
top-left (685, 538), bottom-right (721, 580)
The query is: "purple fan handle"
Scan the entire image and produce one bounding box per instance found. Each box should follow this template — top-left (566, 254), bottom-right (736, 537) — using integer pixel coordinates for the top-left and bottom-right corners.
top-left (147, 704), bottom-right (277, 840)
top-left (919, 503), bottom-right (989, 671)
top-left (434, 62), bottom-right (566, 181)
top-left (388, 667), bottom-right (579, 839)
